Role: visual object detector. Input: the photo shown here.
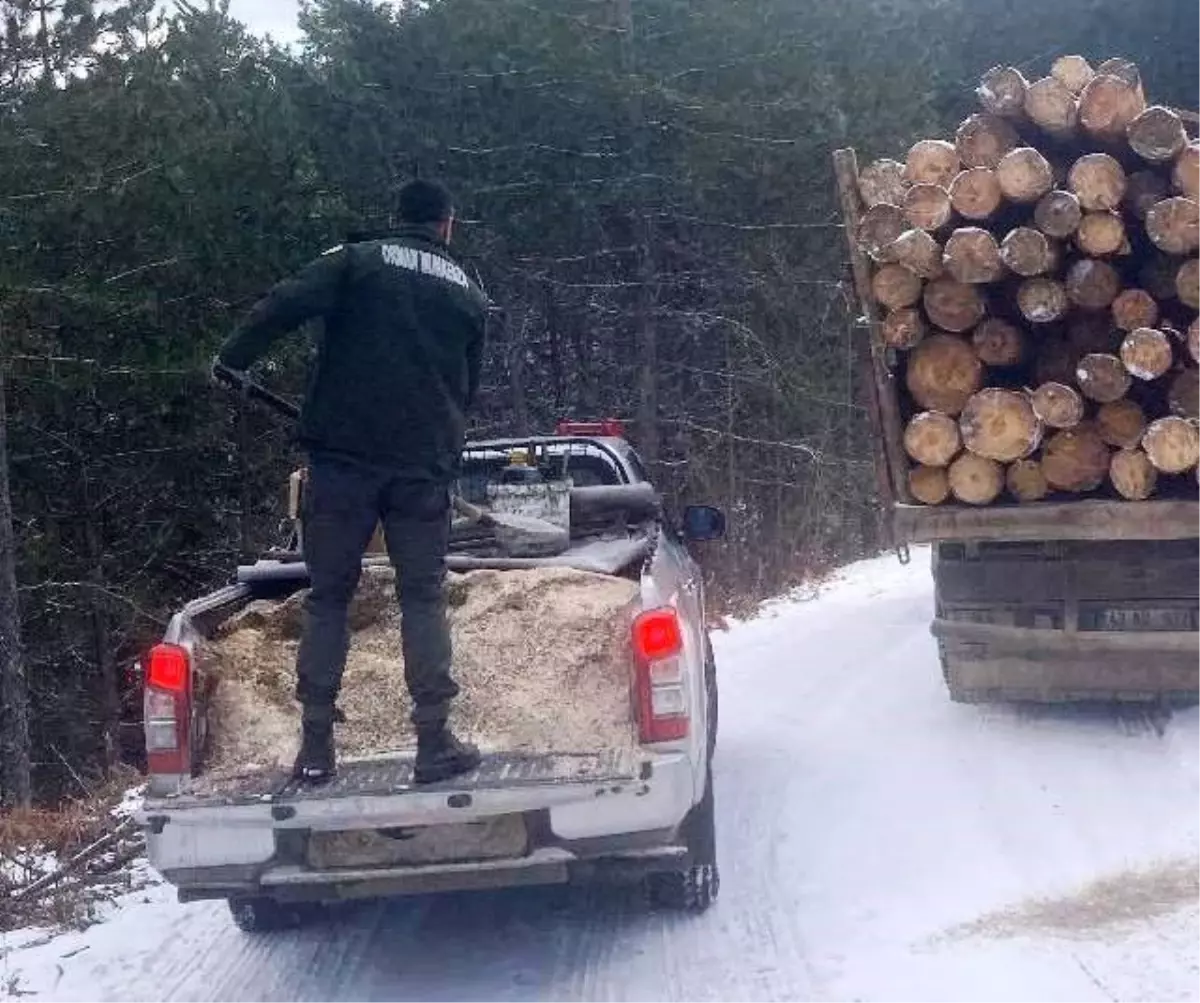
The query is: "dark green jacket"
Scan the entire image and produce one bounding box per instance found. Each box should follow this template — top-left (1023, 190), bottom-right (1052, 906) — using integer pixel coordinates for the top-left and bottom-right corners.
top-left (219, 225), bottom-right (488, 479)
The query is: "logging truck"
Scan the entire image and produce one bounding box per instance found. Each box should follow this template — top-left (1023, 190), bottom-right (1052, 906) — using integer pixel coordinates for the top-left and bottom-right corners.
top-left (833, 54), bottom-right (1199, 704)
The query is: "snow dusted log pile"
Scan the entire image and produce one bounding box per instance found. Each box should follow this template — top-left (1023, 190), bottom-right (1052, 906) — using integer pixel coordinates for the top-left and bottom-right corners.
top-left (855, 55), bottom-right (1199, 505)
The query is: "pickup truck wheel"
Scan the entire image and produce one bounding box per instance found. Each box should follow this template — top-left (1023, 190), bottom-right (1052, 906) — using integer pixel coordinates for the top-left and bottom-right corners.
top-left (646, 860), bottom-right (720, 912)
top-left (646, 762), bottom-right (719, 912)
top-left (227, 895), bottom-right (304, 933)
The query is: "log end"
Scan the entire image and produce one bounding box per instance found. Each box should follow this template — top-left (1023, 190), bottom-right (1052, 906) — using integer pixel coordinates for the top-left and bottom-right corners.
top-left (1109, 449), bottom-right (1158, 500)
top-left (1007, 457), bottom-right (1050, 502)
top-left (909, 464), bottom-right (951, 505)
top-left (905, 139), bottom-right (961, 188)
top-left (1096, 398), bottom-right (1148, 449)
top-left (858, 158), bottom-right (909, 207)
top-left (958, 388), bottom-right (1042, 462)
top-left (998, 147), bottom-right (1054, 203)
top-left (1051, 55), bottom-right (1094, 95)
top-left (904, 411), bottom-right (962, 467)
top-left (906, 332), bottom-right (984, 415)
top-left (1119, 327), bottom-right (1175, 381)
top-left (880, 306), bottom-right (928, 350)
top-left (1142, 416), bottom-right (1200, 473)
top-left (948, 452), bottom-right (1004, 505)
top-left (1076, 352), bottom-right (1133, 402)
top-left (1042, 424), bottom-right (1111, 492)
top-left (1031, 381), bottom-right (1085, 429)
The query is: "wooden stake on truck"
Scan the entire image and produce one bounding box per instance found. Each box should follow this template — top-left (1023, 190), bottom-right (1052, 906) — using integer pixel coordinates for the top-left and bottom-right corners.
top-left (834, 146), bottom-right (912, 520)
top-left (831, 58), bottom-right (1199, 703)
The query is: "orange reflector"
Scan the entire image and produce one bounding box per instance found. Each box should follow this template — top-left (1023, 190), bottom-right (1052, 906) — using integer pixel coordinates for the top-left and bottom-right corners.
top-left (633, 608), bottom-right (683, 662)
top-left (146, 643), bottom-right (188, 692)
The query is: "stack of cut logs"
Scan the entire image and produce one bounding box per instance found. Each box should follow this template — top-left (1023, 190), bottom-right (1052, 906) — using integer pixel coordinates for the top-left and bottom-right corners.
top-left (857, 55), bottom-right (1200, 505)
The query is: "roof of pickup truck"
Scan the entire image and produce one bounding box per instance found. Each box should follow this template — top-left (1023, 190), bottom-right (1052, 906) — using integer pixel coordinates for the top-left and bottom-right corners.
top-left (466, 435), bottom-right (627, 448)
top-left (463, 435), bottom-right (647, 483)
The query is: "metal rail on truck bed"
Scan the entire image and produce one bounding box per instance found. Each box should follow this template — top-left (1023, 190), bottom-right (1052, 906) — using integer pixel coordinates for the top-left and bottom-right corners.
top-left (895, 498), bottom-right (1200, 544)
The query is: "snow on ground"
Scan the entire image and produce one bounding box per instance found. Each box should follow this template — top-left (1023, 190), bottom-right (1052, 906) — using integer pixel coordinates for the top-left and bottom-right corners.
top-left (2, 547), bottom-right (1197, 1002)
top-left (1, 850), bottom-right (58, 887)
top-left (110, 786), bottom-right (146, 821)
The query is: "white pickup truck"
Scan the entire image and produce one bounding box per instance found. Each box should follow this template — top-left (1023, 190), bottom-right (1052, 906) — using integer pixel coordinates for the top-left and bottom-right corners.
top-left (137, 425), bottom-right (726, 931)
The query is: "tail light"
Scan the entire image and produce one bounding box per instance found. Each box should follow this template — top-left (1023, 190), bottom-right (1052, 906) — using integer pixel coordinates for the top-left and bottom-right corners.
top-left (144, 643), bottom-right (192, 775)
top-left (633, 608), bottom-right (689, 743)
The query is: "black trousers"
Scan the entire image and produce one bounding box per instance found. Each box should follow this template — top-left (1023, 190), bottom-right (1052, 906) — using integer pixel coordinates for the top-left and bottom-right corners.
top-left (295, 453), bottom-right (458, 729)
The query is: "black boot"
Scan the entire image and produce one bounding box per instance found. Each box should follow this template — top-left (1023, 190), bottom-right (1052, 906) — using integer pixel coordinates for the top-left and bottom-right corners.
top-left (293, 706), bottom-right (338, 783)
top-left (414, 726), bottom-right (481, 784)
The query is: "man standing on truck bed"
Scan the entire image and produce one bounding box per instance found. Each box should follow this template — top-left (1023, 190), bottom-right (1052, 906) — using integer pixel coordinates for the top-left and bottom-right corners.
top-left (215, 179), bottom-right (487, 784)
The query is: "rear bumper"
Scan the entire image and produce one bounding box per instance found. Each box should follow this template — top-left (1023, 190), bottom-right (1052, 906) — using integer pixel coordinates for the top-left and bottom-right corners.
top-left (173, 845), bottom-right (689, 903)
top-left (933, 618), bottom-right (1199, 702)
top-left (142, 751), bottom-right (699, 902)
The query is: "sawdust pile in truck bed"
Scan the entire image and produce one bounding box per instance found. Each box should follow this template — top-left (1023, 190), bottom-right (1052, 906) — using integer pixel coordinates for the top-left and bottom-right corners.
top-left (194, 565), bottom-right (641, 776)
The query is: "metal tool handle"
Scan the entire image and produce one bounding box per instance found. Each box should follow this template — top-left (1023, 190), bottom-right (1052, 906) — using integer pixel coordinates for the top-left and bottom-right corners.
top-left (213, 363), bottom-right (499, 532)
top-left (451, 495), bottom-right (496, 526)
top-left (211, 361), bottom-right (301, 420)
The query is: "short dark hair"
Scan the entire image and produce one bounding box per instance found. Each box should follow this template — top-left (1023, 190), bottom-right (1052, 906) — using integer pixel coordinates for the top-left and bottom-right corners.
top-left (396, 179), bottom-right (454, 225)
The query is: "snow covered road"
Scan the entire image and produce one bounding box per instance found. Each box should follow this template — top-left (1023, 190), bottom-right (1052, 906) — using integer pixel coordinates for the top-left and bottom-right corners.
top-left (4, 549), bottom-right (1198, 1002)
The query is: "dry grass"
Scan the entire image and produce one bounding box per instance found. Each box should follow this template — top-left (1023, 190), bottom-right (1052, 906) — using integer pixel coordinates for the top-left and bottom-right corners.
top-left (0, 806), bottom-right (98, 872)
top-left (196, 564), bottom-right (641, 777)
top-left (0, 771), bottom-right (147, 933)
top-left (0, 769), bottom-right (139, 864)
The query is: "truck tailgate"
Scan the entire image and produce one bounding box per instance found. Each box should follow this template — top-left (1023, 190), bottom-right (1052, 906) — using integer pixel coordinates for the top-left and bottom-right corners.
top-left (151, 748), bottom-right (646, 817)
top-left (140, 746), bottom-right (678, 893)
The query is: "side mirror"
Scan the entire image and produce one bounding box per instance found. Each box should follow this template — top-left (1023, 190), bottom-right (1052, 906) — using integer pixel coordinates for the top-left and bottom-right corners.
top-left (682, 504), bottom-right (726, 542)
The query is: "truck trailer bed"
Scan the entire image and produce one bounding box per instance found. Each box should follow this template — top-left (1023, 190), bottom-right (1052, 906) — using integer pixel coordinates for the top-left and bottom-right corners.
top-left (894, 498), bottom-right (1200, 544)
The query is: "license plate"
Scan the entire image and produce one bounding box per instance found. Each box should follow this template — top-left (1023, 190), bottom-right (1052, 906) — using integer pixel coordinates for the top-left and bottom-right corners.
top-left (307, 815), bottom-right (528, 869)
top-left (1078, 605), bottom-right (1199, 632)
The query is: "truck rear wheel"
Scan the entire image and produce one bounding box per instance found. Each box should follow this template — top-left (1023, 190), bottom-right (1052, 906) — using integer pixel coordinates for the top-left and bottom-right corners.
top-left (646, 762), bottom-right (719, 912)
top-left (227, 895), bottom-right (307, 933)
top-left (932, 548), bottom-right (974, 702)
top-left (937, 637), bottom-right (974, 703)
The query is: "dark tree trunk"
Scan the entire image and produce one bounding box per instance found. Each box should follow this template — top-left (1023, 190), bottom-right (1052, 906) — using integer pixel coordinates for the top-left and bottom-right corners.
top-left (617, 0), bottom-right (660, 468)
top-left (543, 278), bottom-right (565, 420)
top-left (508, 308), bottom-right (531, 436)
top-left (0, 351), bottom-right (32, 808)
top-left (81, 440), bottom-right (118, 775)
